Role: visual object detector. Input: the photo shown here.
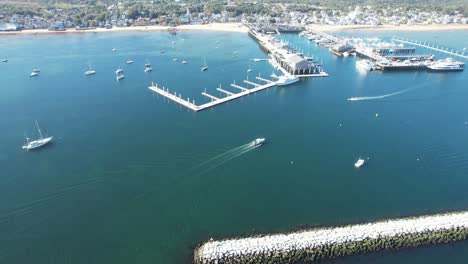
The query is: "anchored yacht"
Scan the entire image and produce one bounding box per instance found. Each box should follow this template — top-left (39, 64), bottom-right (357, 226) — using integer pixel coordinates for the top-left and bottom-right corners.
top-left (427, 58), bottom-right (464, 71)
top-left (22, 121), bottom-right (53, 151)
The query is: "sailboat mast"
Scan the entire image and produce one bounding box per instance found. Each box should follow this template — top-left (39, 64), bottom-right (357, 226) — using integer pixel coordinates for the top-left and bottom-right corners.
top-left (36, 120), bottom-right (43, 139)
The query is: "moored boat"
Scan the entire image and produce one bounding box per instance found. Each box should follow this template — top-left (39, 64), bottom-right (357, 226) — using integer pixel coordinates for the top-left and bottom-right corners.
top-left (22, 121), bottom-right (53, 151)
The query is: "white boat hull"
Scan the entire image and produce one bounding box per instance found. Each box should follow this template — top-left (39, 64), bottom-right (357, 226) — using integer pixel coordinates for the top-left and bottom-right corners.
top-left (22, 136), bottom-right (53, 150)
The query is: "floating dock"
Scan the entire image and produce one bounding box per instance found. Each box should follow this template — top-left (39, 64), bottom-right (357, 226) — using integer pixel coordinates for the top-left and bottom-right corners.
top-left (194, 211), bottom-right (468, 264)
top-left (148, 79), bottom-right (278, 112)
top-left (392, 37), bottom-right (468, 60)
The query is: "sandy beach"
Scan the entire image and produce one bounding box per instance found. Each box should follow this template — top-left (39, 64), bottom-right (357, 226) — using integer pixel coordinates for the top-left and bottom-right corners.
top-left (0, 22), bottom-right (248, 36)
top-left (307, 24), bottom-right (468, 32)
top-left (1, 22), bottom-right (467, 36)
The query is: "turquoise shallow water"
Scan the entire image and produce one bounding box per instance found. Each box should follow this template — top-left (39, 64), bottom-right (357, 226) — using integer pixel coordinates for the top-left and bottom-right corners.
top-left (0, 30), bottom-right (467, 263)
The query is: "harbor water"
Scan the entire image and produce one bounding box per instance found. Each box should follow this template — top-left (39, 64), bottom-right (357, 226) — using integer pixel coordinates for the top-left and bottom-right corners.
top-left (0, 30), bottom-right (467, 263)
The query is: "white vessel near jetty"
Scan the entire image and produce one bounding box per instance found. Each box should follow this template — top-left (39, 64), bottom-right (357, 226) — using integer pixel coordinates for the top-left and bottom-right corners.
top-left (22, 121), bottom-right (53, 151)
top-left (427, 58), bottom-right (464, 71)
top-left (252, 138), bottom-right (266, 147)
top-left (355, 158), bottom-right (365, 168)
top-left (276, 75), bottom-right (299, 86)
top-left (356, 59), bottom-right (375, 71)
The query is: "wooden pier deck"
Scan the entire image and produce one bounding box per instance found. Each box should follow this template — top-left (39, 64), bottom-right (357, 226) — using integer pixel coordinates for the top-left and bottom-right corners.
top-left (148, 79), bottom-right (278, 112)
top-left (392, 37), bottom-right (468, 60)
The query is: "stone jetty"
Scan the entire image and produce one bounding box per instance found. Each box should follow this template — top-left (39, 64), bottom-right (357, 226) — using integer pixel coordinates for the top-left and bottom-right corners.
top-left (194, 211), bottom-right (468, 264)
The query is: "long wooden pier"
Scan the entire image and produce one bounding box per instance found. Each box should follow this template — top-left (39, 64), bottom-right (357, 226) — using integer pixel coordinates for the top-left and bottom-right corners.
top-left (392, 37), bottom-right (468, 60)
top-left (148, 79), bottom-right (278, 112)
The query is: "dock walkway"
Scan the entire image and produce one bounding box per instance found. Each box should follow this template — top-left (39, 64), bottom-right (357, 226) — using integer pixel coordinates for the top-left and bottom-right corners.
top-left (392, 37), bottom-right (468, 60)
top-left (149, 79), bottom-right (277, 112)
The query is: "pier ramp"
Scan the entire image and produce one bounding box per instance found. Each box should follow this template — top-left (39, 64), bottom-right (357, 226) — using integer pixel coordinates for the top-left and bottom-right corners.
top-left (194, 211), bottom-right (468, 264)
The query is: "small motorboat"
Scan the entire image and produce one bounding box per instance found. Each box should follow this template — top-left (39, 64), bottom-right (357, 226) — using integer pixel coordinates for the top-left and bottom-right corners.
top-left (252, 138), bottom-right (266, 147)
top-left (355, 158), bottom-right (365, 168)
top-left (115, 68), bottom-right (123, 75)
top-left (181, 60), bottom-right (188, 64)
top-left (30, 72), bottom-right (39, 77)
top-left (201, 66), bottom-right (208, 72)
top-left (247, 69), bottom-right (252, 73)
top-left (116, 74), bottom-right (124, 81)
top-left (126, 60), bottom-right (134, 64)
top-left (173, 58), bottom-right (178, 61)
top-left (1, 59), bottom-right (7, 63)
top-left (84, 70), bottom-right (96, 75)
top-left (112, 48), bottom-right (117, 52)
top-left (32, 68), bottom-right (40, 73)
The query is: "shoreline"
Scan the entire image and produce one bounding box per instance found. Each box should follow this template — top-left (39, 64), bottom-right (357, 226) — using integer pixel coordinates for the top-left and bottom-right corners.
top-left (1, 23), bottom-right (468, 36)
top-left (0, 23), bottom-right (248, 36)
top-left (307, 24), bottom-right (468, 32)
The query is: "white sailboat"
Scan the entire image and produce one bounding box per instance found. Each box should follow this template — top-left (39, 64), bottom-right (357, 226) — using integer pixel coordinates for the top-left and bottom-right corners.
top-left (22, 121), bottom-right (53, 150)
top-left (84, 64), bottom-right (96, 75)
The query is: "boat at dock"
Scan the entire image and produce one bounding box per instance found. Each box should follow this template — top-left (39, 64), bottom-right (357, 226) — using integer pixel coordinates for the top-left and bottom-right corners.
top-left (355, 158), bottom-right (365, 168)
top-left (356, 59), bottom-right (375, 71)
top-left (427, 58), bottom-right (464, 71)
top-left (22, 121), bottom-right (53, 151)
top-left (276, 75), bottom-right (299, 86)
top-left (252, 138), bottom-right (266, 147)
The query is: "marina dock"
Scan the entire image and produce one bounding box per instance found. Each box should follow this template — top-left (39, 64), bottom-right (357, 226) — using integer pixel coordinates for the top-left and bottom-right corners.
top-left (148, 79), bottom-right (277, 112)
top-left (392, 37), bottom-right (468, 60)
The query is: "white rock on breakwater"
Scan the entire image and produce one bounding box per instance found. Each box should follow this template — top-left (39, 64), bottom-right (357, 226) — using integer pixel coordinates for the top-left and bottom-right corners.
top-left (194, 211), bottom-right (468, 263)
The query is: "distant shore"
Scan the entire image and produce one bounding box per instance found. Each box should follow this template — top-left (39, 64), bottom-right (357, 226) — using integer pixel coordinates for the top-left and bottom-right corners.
top-left (0, 22), bottom-right (248, 36)
top-left (308, 24), bottom-right (468, 32)
top-left (1, 23), bottom-right (467, 36)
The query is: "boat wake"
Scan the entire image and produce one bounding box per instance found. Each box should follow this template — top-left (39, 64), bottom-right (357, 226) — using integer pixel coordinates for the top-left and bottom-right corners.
top-left (348, 89), bottom-right (411, 101)
top-left (190, 142), bottom-right (259, 176)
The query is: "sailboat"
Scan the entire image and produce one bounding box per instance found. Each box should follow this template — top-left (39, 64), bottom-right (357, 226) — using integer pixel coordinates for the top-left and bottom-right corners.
top-left (22, 121), bottom-right (53, 150)
top-left (201, 57), bottom-right (208, 71)
top-left (84, 64), bottom-right (96, 75)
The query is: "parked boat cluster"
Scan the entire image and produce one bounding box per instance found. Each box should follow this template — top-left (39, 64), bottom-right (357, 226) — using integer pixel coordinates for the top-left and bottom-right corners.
top-left (300, 30), bottom-right (465, 72)
top-left (194, 211), bottom-right (468, 264)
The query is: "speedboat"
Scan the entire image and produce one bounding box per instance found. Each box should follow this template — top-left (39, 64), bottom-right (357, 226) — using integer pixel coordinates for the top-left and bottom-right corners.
top-left (252, 138), bottom-right (266, 147)
top-left (112, 48), bottom-right (117, 52)
top-left (22, 121), bottom-right (53, 151)
top-left (354, 158), bottom-right (365, 168)
top-left (30, 72), bottom-right (39, 77)
top-left (181, 60), bottom-right (188, 64)
top-left (1, 59), bottom-right (7, 63)
top-left (276, 75), bottom-right (299, 86)
top-left (201, 66), bottom-right (208, 71)
top-left (32, 68), bottom-right (40, 73)
top-left (116, 74), bottom-right (124, 80)
top-left (126, 60), bottom-right (134, 64)
top-left (247, 69), bottom-right (252, 73)
top-left (115, 68), bottom-right (123, 75)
